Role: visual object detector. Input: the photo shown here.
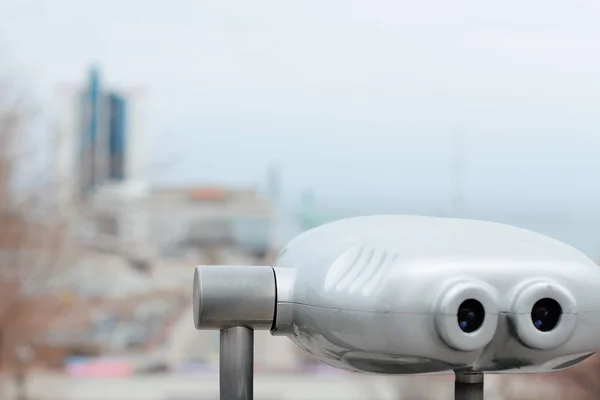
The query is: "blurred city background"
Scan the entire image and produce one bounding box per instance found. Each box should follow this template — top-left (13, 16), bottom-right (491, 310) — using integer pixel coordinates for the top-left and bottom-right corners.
top-left (1, 1), bottom-right (600, 399)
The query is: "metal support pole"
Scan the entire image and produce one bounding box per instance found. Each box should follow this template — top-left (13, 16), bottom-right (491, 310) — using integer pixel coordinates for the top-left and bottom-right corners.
top-left (455, 370), bottom-right (484, 400)
top-left (220, 326), bottom-right (254, 400)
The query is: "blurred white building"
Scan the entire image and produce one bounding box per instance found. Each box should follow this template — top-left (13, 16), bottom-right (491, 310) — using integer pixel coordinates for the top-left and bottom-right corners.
top-left (85, 180), bottom-right (150, 258)
top-left (144, 186), bottom-right (274, 261)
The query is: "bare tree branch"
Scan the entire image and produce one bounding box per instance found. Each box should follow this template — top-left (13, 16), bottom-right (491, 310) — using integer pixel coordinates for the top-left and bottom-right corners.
top-left (0, 68), bottom-right (68, 377)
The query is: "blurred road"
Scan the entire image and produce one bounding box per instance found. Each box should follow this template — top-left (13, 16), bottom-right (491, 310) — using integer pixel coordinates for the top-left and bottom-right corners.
top-left (0, 370), bottom-right (567, 400)
top-left (2, 372), bottom-right (400, 400)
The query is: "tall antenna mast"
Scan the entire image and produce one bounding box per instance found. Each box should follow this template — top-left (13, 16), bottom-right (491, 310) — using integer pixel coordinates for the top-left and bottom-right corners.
top-left (450, 131), bottom-right (465, 216)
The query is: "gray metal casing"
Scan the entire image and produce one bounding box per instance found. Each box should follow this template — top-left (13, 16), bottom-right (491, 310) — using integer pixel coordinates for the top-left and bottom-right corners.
top-left (271, 215), bottom-right (600, 374)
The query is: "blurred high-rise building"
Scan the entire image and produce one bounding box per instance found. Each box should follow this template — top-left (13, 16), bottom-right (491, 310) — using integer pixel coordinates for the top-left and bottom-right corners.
top-left (54, 66), bottom-right (148, 255)
top-left (54, 65), bottom-right (146, 207)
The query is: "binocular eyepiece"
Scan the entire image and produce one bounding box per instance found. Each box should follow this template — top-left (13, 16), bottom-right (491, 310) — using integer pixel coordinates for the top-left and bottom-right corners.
top-left (456, 297), bottom-right (562, 334)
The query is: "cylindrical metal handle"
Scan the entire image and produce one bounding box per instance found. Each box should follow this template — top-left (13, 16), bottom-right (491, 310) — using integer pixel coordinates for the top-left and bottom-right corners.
top-left (193, 265), bottom-right (276, 330)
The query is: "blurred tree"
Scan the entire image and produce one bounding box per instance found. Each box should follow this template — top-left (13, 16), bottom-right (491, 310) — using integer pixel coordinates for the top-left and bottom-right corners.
top-left (0, 69), bottom-right (68, 380)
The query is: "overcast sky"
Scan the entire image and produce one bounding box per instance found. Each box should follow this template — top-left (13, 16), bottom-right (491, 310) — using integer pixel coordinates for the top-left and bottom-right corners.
top-left (2, 0), bottom-right (600, 214)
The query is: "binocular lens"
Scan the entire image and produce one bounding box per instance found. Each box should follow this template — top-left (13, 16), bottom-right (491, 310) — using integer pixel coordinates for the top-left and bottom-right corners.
top-left (457, 299), bottom-right (485, 333)
top-left (531, 298), bottom-right (562, 332)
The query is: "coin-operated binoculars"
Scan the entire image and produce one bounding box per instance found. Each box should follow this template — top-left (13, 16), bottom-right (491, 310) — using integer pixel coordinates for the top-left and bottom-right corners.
top-left (193, 215), bottom-right (600, 400)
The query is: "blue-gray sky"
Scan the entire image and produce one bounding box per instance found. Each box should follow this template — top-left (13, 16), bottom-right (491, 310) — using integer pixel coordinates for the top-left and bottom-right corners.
top-left (2, 0), bottom-right (600, 214)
